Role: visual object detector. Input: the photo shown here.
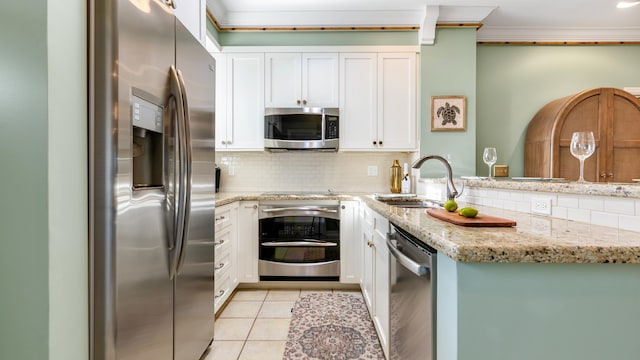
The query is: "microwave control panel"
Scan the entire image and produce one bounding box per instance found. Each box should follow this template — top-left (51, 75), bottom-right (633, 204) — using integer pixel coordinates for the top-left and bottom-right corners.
top-left (326, 115), bottom-right (339, 139)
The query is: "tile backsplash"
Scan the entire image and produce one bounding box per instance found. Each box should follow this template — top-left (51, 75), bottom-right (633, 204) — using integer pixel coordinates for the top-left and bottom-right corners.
top-left (216, 151), bottom-right (414, 193)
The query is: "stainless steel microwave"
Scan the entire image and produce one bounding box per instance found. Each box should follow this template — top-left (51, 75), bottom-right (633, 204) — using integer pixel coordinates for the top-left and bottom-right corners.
top-left (264, 108), bottom-right (339, 151)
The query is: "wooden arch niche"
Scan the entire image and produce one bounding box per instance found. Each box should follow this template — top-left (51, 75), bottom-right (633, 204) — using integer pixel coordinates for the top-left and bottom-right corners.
top-left (524, 87), bottom-right (640, 182)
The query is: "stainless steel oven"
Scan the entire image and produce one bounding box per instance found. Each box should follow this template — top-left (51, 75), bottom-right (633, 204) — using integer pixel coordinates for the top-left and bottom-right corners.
top-left (258, 200), bottom-right (340, 281)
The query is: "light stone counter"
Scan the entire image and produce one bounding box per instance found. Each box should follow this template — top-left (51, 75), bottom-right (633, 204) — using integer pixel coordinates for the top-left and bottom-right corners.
top-left (215, 192), bottom-right (640, 264)
top-left (438, 177), bottom-right (640, 198)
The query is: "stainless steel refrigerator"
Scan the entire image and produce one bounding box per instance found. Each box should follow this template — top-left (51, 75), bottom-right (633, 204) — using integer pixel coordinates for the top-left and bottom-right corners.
top-left (89, 1), bottom-right (215, 359)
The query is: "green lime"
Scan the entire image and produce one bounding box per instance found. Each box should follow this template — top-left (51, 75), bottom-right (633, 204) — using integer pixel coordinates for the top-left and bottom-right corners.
top-left (443, 200), bottom-right (458, 212)
top-left (458, 207), bottom-right (478, 218)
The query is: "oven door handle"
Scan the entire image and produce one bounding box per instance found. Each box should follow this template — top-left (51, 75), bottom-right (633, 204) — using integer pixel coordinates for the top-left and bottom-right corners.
top-left (261, 206), bottom-right (338, 213)
top-left (261, 241), bottom-right (338, 247)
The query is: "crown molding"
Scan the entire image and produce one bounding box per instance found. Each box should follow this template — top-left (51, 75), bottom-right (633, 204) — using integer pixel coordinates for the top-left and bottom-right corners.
top-left (216, 10), bottom-right (424, 29)
top-left (477, 26), bottom-right (640, 42)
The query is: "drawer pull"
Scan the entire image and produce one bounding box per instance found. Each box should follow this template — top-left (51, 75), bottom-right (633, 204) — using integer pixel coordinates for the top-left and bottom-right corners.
top-left (214, 239), bottom-right (225, 246)
top-left (215, 263), bottom-right (225, 270)
top-left (215, 215), bottom-right (226, 221)
top-left (214, 289), bottom-right (226, 299)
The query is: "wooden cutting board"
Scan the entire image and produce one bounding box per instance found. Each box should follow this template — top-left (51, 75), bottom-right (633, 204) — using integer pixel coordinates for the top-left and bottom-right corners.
top-left (426, 208), bottom-right (516, 227)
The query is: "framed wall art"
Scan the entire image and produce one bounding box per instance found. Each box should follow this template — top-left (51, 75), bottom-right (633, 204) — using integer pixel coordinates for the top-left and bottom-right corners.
top-left (431, 95), bottom-right (466, 131)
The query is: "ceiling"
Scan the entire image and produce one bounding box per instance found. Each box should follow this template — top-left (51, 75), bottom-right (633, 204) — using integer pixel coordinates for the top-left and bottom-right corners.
top-left (206, 0), bottom-right (640, 43)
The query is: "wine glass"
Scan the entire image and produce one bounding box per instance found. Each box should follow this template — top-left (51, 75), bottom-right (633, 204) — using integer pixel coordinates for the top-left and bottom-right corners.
top-left (483, 147), bottom-right (497, 179)
top-left (570, 131), bottom-right (596, 183)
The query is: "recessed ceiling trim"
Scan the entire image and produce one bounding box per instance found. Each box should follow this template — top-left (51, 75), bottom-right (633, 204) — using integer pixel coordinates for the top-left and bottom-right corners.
top-left (477, 26), bottom-right (640, 42)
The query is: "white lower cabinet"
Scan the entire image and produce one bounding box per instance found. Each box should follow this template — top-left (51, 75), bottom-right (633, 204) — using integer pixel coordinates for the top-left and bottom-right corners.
top-left (237, 201), bottom-right (259, 283)
top-left (340, 200), bottom-right (360, 284)
top-left (214, 202), bottom-right (239, 314)
top-left (360, 204), bottom-right (390, 358)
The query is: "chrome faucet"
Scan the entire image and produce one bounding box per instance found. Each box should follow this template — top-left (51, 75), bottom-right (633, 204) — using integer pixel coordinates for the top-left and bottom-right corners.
top-left (411, 155), bottom-right (459, 201)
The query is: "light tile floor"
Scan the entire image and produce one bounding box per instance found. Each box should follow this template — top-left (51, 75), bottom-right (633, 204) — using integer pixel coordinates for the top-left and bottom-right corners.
top-left (203, 288), bottom-right (356, 360)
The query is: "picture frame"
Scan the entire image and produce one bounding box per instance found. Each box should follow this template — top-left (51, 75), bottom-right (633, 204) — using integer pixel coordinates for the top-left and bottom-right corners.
top-left (431, 95), bottom-right (466, 131)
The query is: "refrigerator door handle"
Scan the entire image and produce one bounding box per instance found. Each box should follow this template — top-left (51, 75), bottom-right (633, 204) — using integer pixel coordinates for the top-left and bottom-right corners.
top-left (168, 65), bottom-right (188, 280)
top-left (175, 68), bottom-right (192, 274)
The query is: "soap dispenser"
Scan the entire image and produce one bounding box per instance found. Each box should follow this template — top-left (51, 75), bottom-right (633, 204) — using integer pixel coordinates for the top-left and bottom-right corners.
top-left (390, 160), bottom-right (402, 194)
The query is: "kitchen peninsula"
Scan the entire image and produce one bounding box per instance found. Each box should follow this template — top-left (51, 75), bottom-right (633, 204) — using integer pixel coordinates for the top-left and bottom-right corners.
top-left (216, 180), bottom-right (640, 360)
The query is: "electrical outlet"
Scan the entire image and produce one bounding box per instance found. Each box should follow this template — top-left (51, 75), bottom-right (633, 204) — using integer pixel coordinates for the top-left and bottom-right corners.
top-left (367, 166), bottom-right (378, 176)
top-left (531, 197), bottom-right (552, 215)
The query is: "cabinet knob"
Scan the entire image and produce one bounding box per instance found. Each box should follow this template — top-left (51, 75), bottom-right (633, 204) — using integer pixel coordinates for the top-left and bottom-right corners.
top-left (296, 100), bottom-right (301, 105)
top-left (221, 140), bottom-right (226, 145)
top-left (367, 241), bottom-right (374, 248)
top-left (600, 173), bottom-right (606, 178)
top-left (302, 100), bottom-right (307, 105)
top-left (608, 173), bottom-right (614, 178)
top-left (372, 141), bottom-right (377, 145)
top-left (379, 140), bottom-right (383, 146)
top-left (165, 0), bottom-right (176, 9)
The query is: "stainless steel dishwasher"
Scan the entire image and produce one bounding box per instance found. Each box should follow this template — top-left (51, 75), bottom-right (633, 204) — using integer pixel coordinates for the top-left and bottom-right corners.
top-left (387, 224), bottom-right (436, 360)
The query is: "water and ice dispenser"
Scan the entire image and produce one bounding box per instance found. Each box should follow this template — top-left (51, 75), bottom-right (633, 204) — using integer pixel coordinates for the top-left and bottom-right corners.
top-left (131, 93), bottom-right (164, 189)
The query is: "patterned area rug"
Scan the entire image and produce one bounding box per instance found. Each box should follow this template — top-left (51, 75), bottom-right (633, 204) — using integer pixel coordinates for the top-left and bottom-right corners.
top-left (283, 292), bottom-right (385, 360)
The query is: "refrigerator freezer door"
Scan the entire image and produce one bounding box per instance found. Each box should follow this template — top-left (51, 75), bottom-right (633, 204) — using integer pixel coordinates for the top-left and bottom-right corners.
top-left (115, 1), bottom-right (175, 359)
top-left (92, 0), bottom-right (175, 359)
top-left (173, 20), bottom-right (216, 360)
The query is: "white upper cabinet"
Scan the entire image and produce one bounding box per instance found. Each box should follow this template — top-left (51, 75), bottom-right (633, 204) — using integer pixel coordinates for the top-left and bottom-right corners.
top-left (171, 0), bottom-right (207, 45)
top-left (340, 52), bottom-right (417, 151)
top-left (216, 53), bottom-right (265, 150)
top-left (265, 53), bottom-right (339, 108)
top-left (377, 53), bottom-right (417, 150)
top-left (339, 53), bottom-right (378, 150)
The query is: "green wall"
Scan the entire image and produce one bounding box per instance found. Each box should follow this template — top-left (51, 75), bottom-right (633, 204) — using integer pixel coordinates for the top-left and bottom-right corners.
top-left (0, 2), bottom-right (50, 359)
top-left (477, 45), bottom-right (640, 177)
top-left (218, 30), bottom-right (418, 46)
top-left (437, 254), bottom-right (640, 360)
top-left (0, 1), bottom-right (87, 359)
top-left (420, 28), bottom-right (477, 177)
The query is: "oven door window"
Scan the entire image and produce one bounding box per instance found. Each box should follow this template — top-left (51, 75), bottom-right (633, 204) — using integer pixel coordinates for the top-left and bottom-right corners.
top-left (265, 114), bottom-right (322, 141)
top-left (259, 215), bottom-right (339, 263)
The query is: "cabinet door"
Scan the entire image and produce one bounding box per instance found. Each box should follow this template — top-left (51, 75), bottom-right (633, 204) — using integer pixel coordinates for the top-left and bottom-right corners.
top-left (265, 53), bottom-right (302, 108)
top-left (608, 92), bottom-right (640, 182)
top-left (302, 53), bottom-right (339, 107)
top-left (360, 206), bottom-right (375, 311)
top-left (372, 211), bottom-right (389, 359)
top-left (377, 53), bottom-right (417, 150)
top-left (237, 201), bottom-right (259, 283)
top-left (373, 229), bottom-right (389, 359)
top-left (172, 0), bottom-right (206, 45)
top-left (224, 54), bottom-right (265, 150)
top-left (340, 201), bottom-right (360, 284)
top-left (339, 53), bottom-right (378, 150)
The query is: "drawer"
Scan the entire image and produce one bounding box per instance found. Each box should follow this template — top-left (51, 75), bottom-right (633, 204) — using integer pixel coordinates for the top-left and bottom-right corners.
top-left (214, 272), bottom-right (232, 314)
top-left (214, 248), bottom-right (232, 277)
top-left (215, 206), bottom-right (233, 231)
top-left (214, 227), bottom-right (232, 254)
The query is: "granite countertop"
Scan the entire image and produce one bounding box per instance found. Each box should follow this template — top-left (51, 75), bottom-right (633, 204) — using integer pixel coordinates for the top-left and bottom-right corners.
top-left (215, 192), bottom-right (640, 264)
top-left (429, 177), bottom-right (640, 198)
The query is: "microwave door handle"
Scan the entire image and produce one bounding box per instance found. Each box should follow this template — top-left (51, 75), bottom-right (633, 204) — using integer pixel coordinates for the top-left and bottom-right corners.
top-left (321, 111), bottom-right (326, 143)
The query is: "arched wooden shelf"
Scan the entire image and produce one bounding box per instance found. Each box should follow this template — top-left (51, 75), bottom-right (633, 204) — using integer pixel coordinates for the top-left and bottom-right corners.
top-left (524, 87), bottom-right (640, 182)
